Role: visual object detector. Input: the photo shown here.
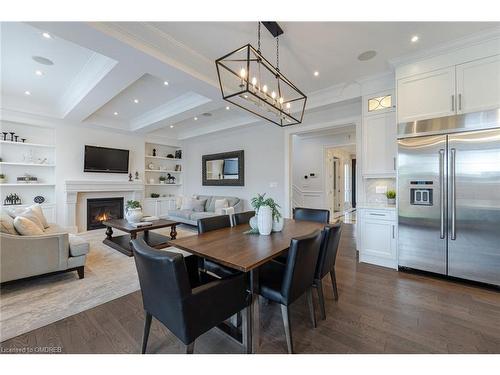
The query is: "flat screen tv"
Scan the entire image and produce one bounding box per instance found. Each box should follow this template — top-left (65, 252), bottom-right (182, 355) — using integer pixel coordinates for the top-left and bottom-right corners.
top-left (84, 145), bottom-right (129, 174)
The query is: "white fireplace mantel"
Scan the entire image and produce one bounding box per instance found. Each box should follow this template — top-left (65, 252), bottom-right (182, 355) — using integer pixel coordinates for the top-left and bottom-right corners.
top-left (64, 180), bottom-right (144, 232)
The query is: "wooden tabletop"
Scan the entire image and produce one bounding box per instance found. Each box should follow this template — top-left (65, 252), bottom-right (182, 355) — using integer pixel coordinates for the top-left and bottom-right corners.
top-left (102, 218), bottom-right (178, 233)
top-left (168, 218), bottom-right (325, 272)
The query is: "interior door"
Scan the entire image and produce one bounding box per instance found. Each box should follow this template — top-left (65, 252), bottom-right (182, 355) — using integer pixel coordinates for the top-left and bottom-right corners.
top-left (398, 134), bottom-right (447, 274)
top-left (447, 129), bottom-right (500, 286)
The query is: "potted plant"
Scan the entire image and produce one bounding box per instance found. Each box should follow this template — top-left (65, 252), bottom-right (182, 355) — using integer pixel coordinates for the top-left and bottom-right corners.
top-left (250, 193), bottom-right (283, 235)
top-left (386, 190), bottom-right (396, 205)
top-left (125, 200), bottom-right (143, 223)
top-left (0, 174), bottom-right (6, 184)
top-left (159, 175), bottom-right (167, 184)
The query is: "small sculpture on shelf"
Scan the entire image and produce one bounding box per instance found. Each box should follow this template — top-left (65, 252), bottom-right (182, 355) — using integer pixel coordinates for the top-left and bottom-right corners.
top-left (9, 132), bottom-right (15, 141)
top-left (150, 193), bottom-right (160, 198)
top-left (128, 173), bottom-right (133, 182)
top-left (2, 132), bottom-right (7, 141)
top-left (175, 164), bottom-right (182, 171)
top-left (175, 150), bottom-right (182, 159)
top-left (166, 153), bottom-right (174, 159)
top-left (152, 148), bottom-right (157, 157)
top-left (4, 193), bottom-right (22, 206)
top-left (135, 171), bottom-right (139, 180)
top-left (0, 174), bottom-right (6, 184)
top-left (34, 195), bottom-right (45, 204)
top-left (17, 174), bottom-right (38, 184)
top-left (167, 173), bottom-right (176, 184)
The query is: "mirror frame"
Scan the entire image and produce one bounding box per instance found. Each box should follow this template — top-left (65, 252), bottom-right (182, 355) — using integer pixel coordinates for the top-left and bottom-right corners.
top-left (202, 150), bottom-right (245, 186)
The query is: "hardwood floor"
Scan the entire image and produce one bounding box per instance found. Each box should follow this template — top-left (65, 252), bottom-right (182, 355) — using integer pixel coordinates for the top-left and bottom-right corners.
top-left (2, 224), bottom-right (499, 354)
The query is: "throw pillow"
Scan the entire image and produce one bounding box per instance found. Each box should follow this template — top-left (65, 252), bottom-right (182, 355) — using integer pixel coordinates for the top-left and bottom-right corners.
top-left (17, 208), bottom-right (45, 231)
top-left (13, 216), bottom-right (45, 236)
top-left (175, 195), bottom-right (184, 210)
top-left (181, 198), bottom-right (207, 212)
top-left (4, 206), bottom-right (26, 219)
top-left (214, 199), bottom-right (229, 215)
top-left (0, 211), bottom-right (18, 235)
top-left (29, 204), bottom-right (49, 229)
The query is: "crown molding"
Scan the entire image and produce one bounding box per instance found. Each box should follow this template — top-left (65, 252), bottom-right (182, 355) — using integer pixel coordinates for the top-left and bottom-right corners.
top-left (389, 26), bottom-right (500, 68)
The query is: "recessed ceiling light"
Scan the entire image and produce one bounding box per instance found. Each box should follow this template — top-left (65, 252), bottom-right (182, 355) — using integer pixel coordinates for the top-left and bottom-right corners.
top-left (35, 70), bottom-right (44, 76)
top-left (113, 112), bottom-right (118, 116)
top-left (170, 125), bottom-right (174, 128)
top-left (133, 99), bottom-right (139, 103)
top-left (24, 90), bottom-right (31, 96)
top-left (32, 56), bottom-right (54, 66)
top-left (411, 35), bottom-right (419, 43)
top-left (226, 106), bottom-right (230, 110)
top-left (163, 81), bottom-right (169, 86)
top-left (357, 50), bottom-right (377, 61)
top-left (194, 117), bottom-right (198, 121)
top-left (314, 71), bottom-right (319, 77)
top-left (42, 32), bottom-right (52, 39)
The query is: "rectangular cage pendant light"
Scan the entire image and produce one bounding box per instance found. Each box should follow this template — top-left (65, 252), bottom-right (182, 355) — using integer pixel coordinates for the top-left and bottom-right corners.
top-left (215, 43), bottom-right (307, 127)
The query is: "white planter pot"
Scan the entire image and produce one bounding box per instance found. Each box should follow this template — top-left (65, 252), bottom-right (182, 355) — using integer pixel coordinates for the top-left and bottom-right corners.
top-left (126, 208), bottom-right (143, 223)
top-left (387, 198), bottom-right (396, 205)
top-left (272, 216), bottom-right (284, 232)
top-left (257, 206), bottom-right (273, 235)
top-left (249, 215), bottom-right (258, 230)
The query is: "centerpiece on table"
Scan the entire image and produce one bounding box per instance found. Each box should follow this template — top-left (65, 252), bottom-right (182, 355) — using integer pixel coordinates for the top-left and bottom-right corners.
top-left (125, 200), bottom-right (143, 223)
top-left (247, 193), bottom-right (284, 235)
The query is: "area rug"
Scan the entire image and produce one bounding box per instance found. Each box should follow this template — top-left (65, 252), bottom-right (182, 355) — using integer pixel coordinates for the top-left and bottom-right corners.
top-left (0, 225), bottom-right (196, 342)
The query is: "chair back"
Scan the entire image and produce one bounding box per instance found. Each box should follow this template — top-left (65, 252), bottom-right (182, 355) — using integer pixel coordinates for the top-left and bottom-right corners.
top-left (131, 239), bottom-right (191, 337)
top-left (315, 223), bottom-right (342, 280)
top-left (293, 207), bottom-right (330, 223)
top-left (281, 230), bottom-right (323, 304)
top-left (233, 210), bottom-right (255, 225)
top-left (197, 215), bottom-right (231, 234)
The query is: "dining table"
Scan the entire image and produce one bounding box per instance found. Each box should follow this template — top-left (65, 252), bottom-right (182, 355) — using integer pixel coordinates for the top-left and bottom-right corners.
top-left (168, 218), bottom-right (326, 353)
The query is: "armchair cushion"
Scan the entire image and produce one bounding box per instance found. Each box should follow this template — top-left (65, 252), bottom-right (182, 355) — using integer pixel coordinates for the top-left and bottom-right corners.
top-left (68, 234), bottom-right (90, 257)
top-left (1, 212), bottom-right (18, 235)
top-left (30, 204), bottom-right (49, 229)
top-left (13, 216), bottom-right (44, 236)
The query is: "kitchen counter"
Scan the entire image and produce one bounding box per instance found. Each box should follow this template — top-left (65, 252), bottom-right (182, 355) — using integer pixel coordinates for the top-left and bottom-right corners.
top-left (357, 203), bottom-right (396, 210)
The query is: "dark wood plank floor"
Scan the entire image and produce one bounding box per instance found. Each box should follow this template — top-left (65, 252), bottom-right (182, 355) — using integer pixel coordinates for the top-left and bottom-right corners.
top-left (2, 224), bottom-right (500, 354)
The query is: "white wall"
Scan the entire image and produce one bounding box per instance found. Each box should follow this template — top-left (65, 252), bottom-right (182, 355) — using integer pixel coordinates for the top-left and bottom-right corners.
top-left (181, 123), bottom-right (285, 211)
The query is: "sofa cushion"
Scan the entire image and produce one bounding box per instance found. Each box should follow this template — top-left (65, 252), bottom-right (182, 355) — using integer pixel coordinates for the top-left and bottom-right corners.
top-left (30, 204), bottom-right (49, 229)
top-left (181, 198), bottom-right (207, 212)
top-left (13, 216), bottom-right (45, 236)
top-left (69, 234), bottom-right (90, 257)
top-left (169, 209), bottom-right (195, 220)
top-left (206, 196), bottom-right (239, 212)
top-left (214, 199), bottom-right (229, 214)
top-left (189, 211), bottom-right (219, 221)
top-left (0, 211), bottom-right (18, 235)
top-left (44, 224), bottom-right (66, 234)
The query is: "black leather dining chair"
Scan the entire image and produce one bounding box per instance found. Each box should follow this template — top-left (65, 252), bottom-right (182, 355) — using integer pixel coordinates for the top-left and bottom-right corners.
top-left (313, 223), bottom-right (342, 320)
top-left (293, 207), bottom-right (330, 223)
top-left (233, 210), bottom-right (256, 226)
top-left (197, 215), bottom-right (241, 279)
top-left (258, 230), bottom-right (323, 354)
top-left (131, 238), bottom-right (250, 354)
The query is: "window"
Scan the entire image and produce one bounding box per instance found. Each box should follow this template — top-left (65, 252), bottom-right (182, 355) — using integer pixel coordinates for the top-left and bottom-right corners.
top-left (368, 94), bottom-right (392, 112)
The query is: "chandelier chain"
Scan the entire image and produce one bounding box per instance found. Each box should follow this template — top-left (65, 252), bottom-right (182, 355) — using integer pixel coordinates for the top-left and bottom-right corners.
top-left (257, 22), bottom-right (261, 52)
top-left (276, 36), bottom-right (280, 71)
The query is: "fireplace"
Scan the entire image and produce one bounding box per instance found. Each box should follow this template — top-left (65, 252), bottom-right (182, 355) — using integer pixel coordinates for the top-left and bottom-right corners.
top-left (86, 197), bottom-right (124, 230)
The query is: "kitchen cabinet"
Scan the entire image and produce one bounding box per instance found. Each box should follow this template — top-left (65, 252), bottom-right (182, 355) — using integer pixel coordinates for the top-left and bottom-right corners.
top-left (397, 55), bottom-right (500, 123)
top-left (142, 198), bottom-right (176, 218)
top-left (456, 55), bottom-right (500, 114)
top-left (358, 207), bottom-right (397, 269)
top-left (397, 67), bottom-right (456, 123)
top-left (362, 111), bottom-right (397, 177)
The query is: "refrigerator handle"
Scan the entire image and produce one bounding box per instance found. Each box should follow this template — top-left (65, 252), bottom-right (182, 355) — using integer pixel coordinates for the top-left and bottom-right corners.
top-left (439, 149), bottom-right (445, 239)
top-left (450, 148), bottom-right (457, 240)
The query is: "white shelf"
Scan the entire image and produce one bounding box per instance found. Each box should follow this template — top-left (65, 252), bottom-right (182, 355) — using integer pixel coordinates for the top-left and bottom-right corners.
top-left (0, 183), bottom-right (55, 187)
top-left (0, 140), bottom-right (55, 149)
top-left (2, 202), bottom-right (55, 207)
top-left (145, 155), bottom-right (183, 162)
top-left (144, 169), bottom-right (182, 173)
top-left (145, 183), bottom-right (182, 186)
top-left (0, 162), bottom-right (56, 167)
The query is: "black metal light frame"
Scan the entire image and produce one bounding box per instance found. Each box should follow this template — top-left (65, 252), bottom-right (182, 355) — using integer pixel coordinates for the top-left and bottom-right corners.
top-left (215, 43), bottom-right (307, 127)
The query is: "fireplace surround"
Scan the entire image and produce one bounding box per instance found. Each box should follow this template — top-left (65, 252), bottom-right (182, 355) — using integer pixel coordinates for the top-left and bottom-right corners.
top-left (86, 197), bottom-right (124, 230)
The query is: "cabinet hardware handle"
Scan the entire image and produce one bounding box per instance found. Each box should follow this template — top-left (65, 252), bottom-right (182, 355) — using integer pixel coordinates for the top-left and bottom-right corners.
top-left (451, 95), bottom-right (455, 111)
top-left (369, 213), bottom-right (386, 216)
top-left (458, 94), bottom-right (462, 111)
top-left (392, 225), bottom-right (395, 239)
top-left (393, 157), bottom-right (396, 171)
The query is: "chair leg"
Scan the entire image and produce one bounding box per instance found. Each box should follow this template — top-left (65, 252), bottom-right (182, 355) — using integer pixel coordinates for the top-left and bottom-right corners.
top-left (141, 311), bottom-right (152, 354)
top-left (315, 279), bottom-right (326, 320)
top-left (306, 288), bottom-right (317, 329)
top-left (330, 269), bottom-right (339, 301)
top-left (185, 341), bottom-right (195, 354)
top-left (76, 266), bottom-right (84, 279)
top-left (242, 306), bottom-right (252, 354)
top-left (280, 304), bottom-right (293, 354)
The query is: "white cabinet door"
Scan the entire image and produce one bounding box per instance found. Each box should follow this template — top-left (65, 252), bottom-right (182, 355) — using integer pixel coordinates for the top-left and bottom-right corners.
top-left (360, 218), bottom-right (397, 260)
top-left (363, 111), bottom-right (397, 176)
top-left (142, 200), bottom-right (157, 216)
top-left (397, 67), bottom-right (456, 123)
top-left (158, 200), bottom-right (171, 217)
top-left (456, 55), bottom-right (500, 114)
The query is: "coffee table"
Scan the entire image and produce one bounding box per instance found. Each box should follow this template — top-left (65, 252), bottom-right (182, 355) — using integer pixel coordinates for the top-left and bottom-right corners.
top-left (102, 218), bottom-right (179, 257)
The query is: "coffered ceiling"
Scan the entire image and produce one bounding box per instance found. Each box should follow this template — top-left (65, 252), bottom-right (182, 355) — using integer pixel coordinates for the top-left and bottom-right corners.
top-left (1, 21), bottom-right (499, 139)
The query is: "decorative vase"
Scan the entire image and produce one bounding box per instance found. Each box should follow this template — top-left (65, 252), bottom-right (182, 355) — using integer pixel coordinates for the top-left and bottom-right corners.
top-left (272, 216), bottom-right (284, 232)
top-left (387, 198), bottom-right (396, 205)
top-left (249, 215), bottom-right (258, 230)
top-left (126, 208), bottom-right (143, 223)
top-left (0, 177), bottom-right (6, 184)
top-left (257, 206), bottom-right (273, 235)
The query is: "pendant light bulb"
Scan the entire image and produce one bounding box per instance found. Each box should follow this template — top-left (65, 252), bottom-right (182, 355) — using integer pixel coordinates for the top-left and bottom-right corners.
top-left (240, 68), bottom-right (247, 79)
top-left (262, 85), bottom-right (268, 93)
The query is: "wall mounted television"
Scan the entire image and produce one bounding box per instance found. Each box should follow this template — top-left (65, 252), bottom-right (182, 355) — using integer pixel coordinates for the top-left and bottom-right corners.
top-left (84, 145), bottom-right (129, 174)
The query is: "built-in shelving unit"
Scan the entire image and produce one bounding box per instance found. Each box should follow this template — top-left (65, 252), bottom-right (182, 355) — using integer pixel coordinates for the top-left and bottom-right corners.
top-left (0, 121), bottom-right (56, 212)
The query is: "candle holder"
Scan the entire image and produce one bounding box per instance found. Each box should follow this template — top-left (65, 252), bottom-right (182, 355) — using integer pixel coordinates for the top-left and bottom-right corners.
top-left (2, 132), bottom-right (7, 141)
top-left (14, 135), bottom-right (19, 142)
top-left (21, 138), bottom-right (26, 143)
top-left (9, 132), bottom-right (15, 141)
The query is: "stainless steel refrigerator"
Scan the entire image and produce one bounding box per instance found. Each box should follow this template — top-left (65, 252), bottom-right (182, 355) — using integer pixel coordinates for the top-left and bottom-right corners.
top-left (398, 109), bottom-right (500, 287)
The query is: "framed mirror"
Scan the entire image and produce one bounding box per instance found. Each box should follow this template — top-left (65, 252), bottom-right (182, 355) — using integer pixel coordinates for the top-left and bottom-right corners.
top-left (202, 150), bottom-right (244, 186)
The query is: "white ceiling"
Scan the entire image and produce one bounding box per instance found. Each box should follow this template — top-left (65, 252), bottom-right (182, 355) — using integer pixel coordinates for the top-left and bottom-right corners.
top-left (1, 21), bottom-right (499, 139)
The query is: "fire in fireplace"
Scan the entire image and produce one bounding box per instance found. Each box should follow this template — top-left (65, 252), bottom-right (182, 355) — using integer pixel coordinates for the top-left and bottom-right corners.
top-left (87, 197), bottom-right (124, 230)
